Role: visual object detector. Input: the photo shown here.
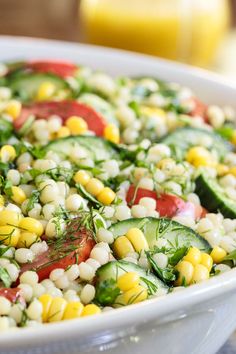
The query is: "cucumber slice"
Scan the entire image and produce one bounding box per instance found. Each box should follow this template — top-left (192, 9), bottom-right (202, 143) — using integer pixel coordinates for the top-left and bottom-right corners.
top-left (195, 171), bottom-right (236, 219)
top-left (78, 93), bottom-right (118, 126)
top-left (109, 217), bottom-right (210, 252)
top-left (43, 136), bottom-right (120, 161)
top-left (96, 260), bottom-right (168, 294)
top-left (8, 72), bottom-right (70, 102)
top-left (161, 127), bottom-right (232, 160)
top-left (18, 114), bottom-right (35, 137)
top-left (76, 183), bottom-right (102, 206)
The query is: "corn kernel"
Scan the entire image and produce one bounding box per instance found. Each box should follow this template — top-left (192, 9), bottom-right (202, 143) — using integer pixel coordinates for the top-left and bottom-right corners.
top-left (36, 82), bottom-right (56, 101)
top-left (0, 225), bottom-right (20, 247)
top-left (5, 100), bottom-right (22, 120)
top-left (0, 145), bottom-right (16, 163)
top-left (210, 246), bottom-right (227, 264)
top-left (57, 126), bottom-right (70, 138)
top-left (113, 236), bottom-right (135, 259)
top-left (82, 304), bottom-right (101, 317)
top-left (123, 285), bottom-right (148, 305)
top-left (11, 186), bottom-right (27, 204)
top-left (216, 164), bottom-right (229, 176)
top-left (49, 133), bottom-right (57, 141)
top-left (0, 210), bottom-right (21, 227)
top-left (200, 253), bottom-right (213, 272)
top-left (104, 124), bottom-right (120, 144)
top-left (47, 297), bottom-right (67, 322)
top-left (175, 261), bottom-right (194, 286)
top-left (39, 294), bottom-right (53, 322)
top-left (85, 178), bottom-right (104, 197)
top-left (126, 228), bottom-right (149, 253)
top-left (156, 158), bottom-right (174, 169)
top-left (17, 232), bottom-right (39, 248)
top-left (97, 187), bottom-right (116, 205)
top-left (140, 107), bottom-right (166, 120)
top-left (191, 264), bottom-right (209, 284)
top-left (19, 217), bottom-right (44, 236)
top-left (73, 170), bottom-right (91, 186)
top-left (228, 167), bottom-right (236, 178)
top-left (66, 116), bottom-right (88, 135)
top-left (184, 247), bottom-right (202, 266)
top-left (117, 272), bottom-right (140, 292)
top-left (186, 146), bottom-right (214, 167)
top-left (0, 195), bottom-right (4, 207)
top-left (231, 130), bottom-right (236, 145)
top-left (63, 301), bottom-right (84, 320)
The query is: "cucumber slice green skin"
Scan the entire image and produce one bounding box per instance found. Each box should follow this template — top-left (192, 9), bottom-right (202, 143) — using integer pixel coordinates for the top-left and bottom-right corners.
top-left (109, 217), bottom-right (211, 253)
top-left (7, 72), bottom-right (70, 102)
top-left (43, 136), bottom-right (120, 162)
top-left (76, 183), bottom-right (102, 207)
top-left (78, 93), bottom-right (118, 127)
top-left (195, 172), bottom-right (236, 219)
top-left (161, 127), bottom-right (232, 160)
top-left (96, 260), bottom-right (168, 293)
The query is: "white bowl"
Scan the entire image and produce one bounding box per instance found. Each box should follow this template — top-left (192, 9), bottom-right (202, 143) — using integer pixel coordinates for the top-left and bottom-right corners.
top-left (0, 36), bottom-right (236, 354)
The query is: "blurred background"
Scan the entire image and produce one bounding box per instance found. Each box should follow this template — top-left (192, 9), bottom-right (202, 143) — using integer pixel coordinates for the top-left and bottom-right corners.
top-left (0, 0), bottom-right (236, 78)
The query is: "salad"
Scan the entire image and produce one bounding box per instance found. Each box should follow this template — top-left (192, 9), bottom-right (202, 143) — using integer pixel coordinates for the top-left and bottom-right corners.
top-left (0, 59), bottom-right (236, 331)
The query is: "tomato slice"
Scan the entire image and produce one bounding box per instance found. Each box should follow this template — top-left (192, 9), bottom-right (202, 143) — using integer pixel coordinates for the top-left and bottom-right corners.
top-left (14, 100), bottom-right (107, 136)
top-left (190, 97), bottom-right (208, 122)
top-left (26, 60), bottom-right (77, 78)
top-left (20, 220), bottom-right (95, 281)
top-left (0, 287), bottom-right (25, 305)
top-left (126, 185), bottom-right (203, 220)
top-left (200, 206), bottom-right (208, 219)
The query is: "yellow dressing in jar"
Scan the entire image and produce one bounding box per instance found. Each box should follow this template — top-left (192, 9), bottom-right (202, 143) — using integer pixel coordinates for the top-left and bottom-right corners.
top-left (80, 0), bottom-right (230, 67)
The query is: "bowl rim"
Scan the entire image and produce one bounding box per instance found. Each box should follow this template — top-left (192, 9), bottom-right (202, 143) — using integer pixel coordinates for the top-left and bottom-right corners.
top-left (0, 35), bottom-right (236, 347)
top-left (0, 35), bottom-right (236, 92)
top-left (1, 268), bottom-right (236, 346)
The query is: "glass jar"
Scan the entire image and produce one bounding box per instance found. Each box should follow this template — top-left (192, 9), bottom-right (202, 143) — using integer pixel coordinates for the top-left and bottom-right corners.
top-left (80, 0), bottom-right (230, 67)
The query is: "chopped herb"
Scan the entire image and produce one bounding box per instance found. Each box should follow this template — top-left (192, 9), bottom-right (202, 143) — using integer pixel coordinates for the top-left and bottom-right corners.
top-left (19, 309), bottom-right (28, 327)
top-left (25, 190), bottom-right (40, 213)
top-left (0, 266), bottom-right (12, 287)
top-left (128, 101), bottom-right (140, 116)
top-left (93, 218), bottom-right (104, 231)
top-left (222, 250), bottom-right (236, 264)
top-left (146, 252), bottom-right (176, 284)
top-left (0, 117), bottom-right (13, 143)
top-left (168, 247), bottom-right (188, 266)
top-left (0, 162), bottom-right (12, 176)
top-left (95, 279), bottom-right (120, 306)
top-left (3, 179), bottom-right (13, 197)
top-left (216, 125), bottom-right (234, 140)
top-left (140, 276), bottom-right (158, 295)
top-left (0, 246), bottom-right (11, 257)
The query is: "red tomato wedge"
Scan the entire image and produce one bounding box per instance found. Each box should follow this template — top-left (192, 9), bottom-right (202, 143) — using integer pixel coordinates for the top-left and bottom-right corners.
top-left (26, 60), bottom-right (77, 78)
top-left (126, 185), bottom-right (204, 220)
top-left (199, 206), bottom-right (208, 219)
top-left (190, 97), bottom-right (208, 122)
top-left (20, 220), bottom-right (95, 281)
top-left (14, 100), bottom-right (107, 136)
top-left (0, 288), bottom-right (25, 305)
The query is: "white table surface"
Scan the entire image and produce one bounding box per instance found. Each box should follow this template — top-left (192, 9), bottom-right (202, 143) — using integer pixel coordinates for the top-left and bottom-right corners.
top-left (218, 334), bottom-right (236, 353)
